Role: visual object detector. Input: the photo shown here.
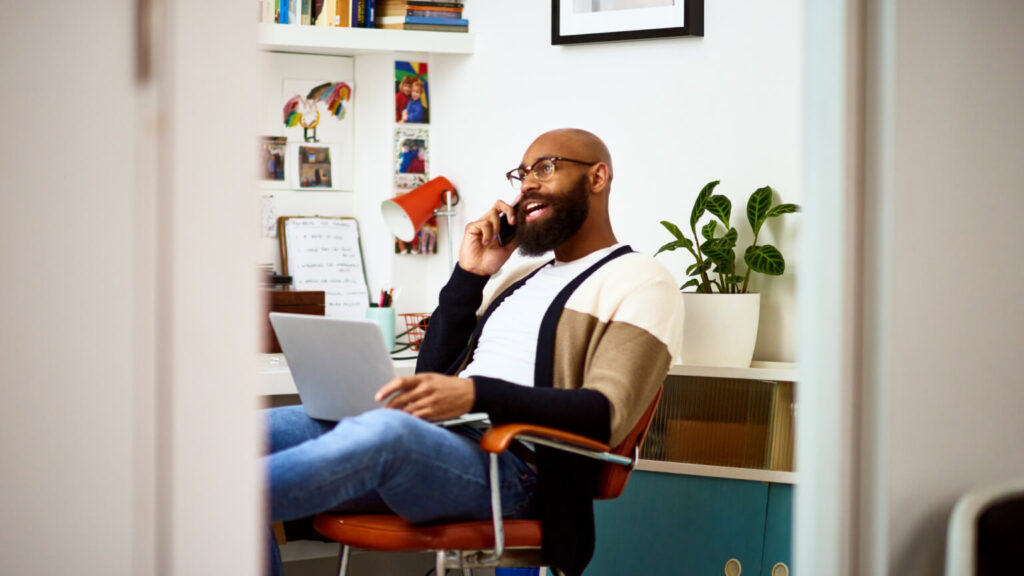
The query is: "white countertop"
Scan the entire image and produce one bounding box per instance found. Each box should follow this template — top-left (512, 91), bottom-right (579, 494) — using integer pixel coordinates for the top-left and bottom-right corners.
top-left (258, 354), bottom-right (797, 396)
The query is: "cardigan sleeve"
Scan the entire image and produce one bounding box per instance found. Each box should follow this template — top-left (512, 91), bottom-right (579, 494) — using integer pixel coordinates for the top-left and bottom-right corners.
top-left (414, 263), bottom-right (490, 374)
top-left (471, 376), bottom-right (612, 443)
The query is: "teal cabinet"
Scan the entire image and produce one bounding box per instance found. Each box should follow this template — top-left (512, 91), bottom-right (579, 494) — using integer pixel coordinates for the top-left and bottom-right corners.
top-left (587, 471), bottom-right (792, 576)
top-left (761, 483), bottom-right (793, 575)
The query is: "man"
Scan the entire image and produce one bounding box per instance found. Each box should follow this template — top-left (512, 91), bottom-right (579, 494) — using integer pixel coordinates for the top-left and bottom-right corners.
top-left (264, 129), bottom-right (682, 576)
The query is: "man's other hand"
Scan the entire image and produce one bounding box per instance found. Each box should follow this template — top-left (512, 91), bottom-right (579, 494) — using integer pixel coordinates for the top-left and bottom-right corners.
top-left (458, 200), bottom-right (518, 276)
top-left (375, 373), bottom-right (475, 421)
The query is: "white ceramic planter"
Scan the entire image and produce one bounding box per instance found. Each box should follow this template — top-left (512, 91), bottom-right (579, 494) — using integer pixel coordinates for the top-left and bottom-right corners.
top-left (680, 293), bottom-right (761, 368)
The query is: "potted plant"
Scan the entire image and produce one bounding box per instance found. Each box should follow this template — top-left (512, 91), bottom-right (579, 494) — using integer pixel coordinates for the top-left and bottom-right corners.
top-left (656, 180), bottom-right (800, 367)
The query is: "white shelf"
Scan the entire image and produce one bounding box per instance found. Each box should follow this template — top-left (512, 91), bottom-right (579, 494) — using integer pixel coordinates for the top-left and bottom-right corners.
top-left (667, 360), bottom-right (797, 382)
top-left (258, 23), bottom-right (475, 56)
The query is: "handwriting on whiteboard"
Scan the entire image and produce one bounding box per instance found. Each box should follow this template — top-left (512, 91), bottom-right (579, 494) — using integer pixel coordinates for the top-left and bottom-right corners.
top-left (283, 218), bottom-right (369, 319)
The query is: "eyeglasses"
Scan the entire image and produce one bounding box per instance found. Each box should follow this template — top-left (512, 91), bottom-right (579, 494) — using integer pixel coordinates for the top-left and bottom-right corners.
top-left (505, 155), bottom-right (598, 190)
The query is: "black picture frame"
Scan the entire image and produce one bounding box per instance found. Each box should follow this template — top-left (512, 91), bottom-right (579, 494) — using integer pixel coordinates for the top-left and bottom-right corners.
top-left (552, 0), bottom-right (704, 45)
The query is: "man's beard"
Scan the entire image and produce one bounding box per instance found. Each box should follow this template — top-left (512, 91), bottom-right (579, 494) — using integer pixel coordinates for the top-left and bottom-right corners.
top-left (514, 176), bottom-right (590, 257)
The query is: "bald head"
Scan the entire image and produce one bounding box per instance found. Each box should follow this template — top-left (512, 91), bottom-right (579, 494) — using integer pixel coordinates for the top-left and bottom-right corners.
top-left (525, 128), bottom-right (614, 186)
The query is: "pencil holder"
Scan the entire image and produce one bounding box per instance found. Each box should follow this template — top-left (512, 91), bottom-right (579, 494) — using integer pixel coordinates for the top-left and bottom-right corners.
top-left (365, 306), bottom-right (396, 352)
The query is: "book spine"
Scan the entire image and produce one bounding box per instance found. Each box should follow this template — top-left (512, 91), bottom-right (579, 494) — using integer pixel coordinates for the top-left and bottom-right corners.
top-left (335, 0), bottom-right (350, 26)
top-left (407, 9), bottom-right (462, 18)
top-left (365, 0), bottom-right (375, 27)
top-left (407, 0), bottom-right (464, 5)
top-left (280, 0), bottom-right (290, 23)
top-left (312, 0), bottom-right (324, 25)
top-left (404, 15), bottom-right (468, 25)
top-left (407, 2), bottom-right (464, 8)
top-left (403, 22), bottom-right (468, 32)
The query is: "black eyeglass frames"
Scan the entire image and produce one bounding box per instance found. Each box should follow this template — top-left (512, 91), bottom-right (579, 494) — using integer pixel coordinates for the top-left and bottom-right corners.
top-left (505, 156), bottom-right (598, 190)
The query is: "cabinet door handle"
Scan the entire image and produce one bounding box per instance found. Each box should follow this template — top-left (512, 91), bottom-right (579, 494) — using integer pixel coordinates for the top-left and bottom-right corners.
top-left (724, 558), bottom-right (742, 576)
top-left (771, 562), bottom-right (790, 576)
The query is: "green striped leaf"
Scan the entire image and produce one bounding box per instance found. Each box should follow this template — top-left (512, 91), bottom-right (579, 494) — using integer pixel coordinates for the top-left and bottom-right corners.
top-left (767, 203), bottom-right (800, 218)
top-left (706, 194), bottom-right (732, 227)
top-left (744, 244), bottom-right (785, 275)
top-left (690, 180), bottom-right (720, 228)
top-left (660, 220), bottom-right (686, 241)
top-left (701, 220), bottom-right (717, 241)
top-left (654, 237), bottom-right (693, 257)
top-left (686, 260), bottom-right (711, 276)
top-left (747, 186), bottom-right (774, 236)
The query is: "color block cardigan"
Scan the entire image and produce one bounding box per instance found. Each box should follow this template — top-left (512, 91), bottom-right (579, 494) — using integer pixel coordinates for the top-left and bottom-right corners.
top-left (416, 246), bottom-right (683, 576)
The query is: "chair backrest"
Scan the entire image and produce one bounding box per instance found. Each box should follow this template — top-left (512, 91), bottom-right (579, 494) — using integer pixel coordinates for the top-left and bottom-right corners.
top-left (593, 386), bottom-right (663, 500)
top-left (947, 477), bottom-right (1024, 576)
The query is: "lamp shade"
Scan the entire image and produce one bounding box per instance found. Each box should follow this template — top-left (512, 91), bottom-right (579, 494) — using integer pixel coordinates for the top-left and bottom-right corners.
top-left (381, 176), bottom-right (456, 242)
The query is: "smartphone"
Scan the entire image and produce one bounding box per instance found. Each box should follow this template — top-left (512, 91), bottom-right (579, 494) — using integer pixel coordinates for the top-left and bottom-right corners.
top-left (497, 211), bottom-right (517, 247)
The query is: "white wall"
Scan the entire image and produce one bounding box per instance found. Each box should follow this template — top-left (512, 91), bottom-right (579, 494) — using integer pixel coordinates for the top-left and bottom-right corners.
top-left (261, 2), bottom-right (804, 361)
top-left (430, 0), bottom-right (805, 360)
top-left (865, 1), bottom-right (1024, 573)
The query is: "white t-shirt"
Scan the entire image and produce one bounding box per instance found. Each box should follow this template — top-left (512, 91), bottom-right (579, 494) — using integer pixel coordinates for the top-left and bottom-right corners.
top-left (459, 244), bottom-right (623, 387)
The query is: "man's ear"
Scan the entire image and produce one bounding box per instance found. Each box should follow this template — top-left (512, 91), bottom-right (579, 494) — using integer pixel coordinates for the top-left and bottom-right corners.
top-left (589, 163), bottom-right (610, 194)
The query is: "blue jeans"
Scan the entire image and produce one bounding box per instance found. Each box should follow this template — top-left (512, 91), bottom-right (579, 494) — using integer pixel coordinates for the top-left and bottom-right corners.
top-left (263, 406), bottom-right (538, 576)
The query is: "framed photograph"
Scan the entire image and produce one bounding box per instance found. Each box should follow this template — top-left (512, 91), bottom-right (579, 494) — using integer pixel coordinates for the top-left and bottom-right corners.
top-left (552, 0), bottom-right (704, 45)
top-left (259, 136), bottom-right (288, 189)
top-left (288, 143), bottom-right (343, 190)
top-left (395, 61), bottom-right (430, 125)
top-left (393, 126), bottom-right (430, 190)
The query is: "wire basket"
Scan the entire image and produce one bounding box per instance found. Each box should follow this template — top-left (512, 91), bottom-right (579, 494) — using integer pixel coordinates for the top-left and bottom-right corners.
top-left (398, 313), bottom-right (431, 351)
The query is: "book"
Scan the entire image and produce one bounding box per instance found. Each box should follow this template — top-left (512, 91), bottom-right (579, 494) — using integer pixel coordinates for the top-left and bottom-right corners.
top-left (376, 15), bottom-right (405, 26)
top-left (365, 0), bottom-right (375, 27)
top-left (407, 3), bottom-right (461, 11)
top-left (407, 1), bottom-right (463, 8)
top-left (280, 0), bottom-right (290, 23)
top-left (407, 9), bottom-right (462, 18)
top-left (335, 0), bottom-right (350, 26)
top-left (312, 0), bottom-right (325, 25)
top-left (377, 0), bottom-right (408, 17)
top-left (403, 22), bottom-right (468, 32)
top-left (301, 0), bottom-right (311, 24)
top-left (404, 15), bottom-right (468, 26)
top-left (407, 0), bottom-right (463, 5)
top-left (323, 0), bottom-right (335, 25)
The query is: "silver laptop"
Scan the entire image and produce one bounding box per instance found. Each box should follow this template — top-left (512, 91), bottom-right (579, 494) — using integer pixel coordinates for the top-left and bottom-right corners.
top-left (269, 312), bottom-right (487, 426)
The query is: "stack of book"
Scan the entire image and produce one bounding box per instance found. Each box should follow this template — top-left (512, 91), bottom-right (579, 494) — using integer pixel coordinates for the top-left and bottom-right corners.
top-left (257, 0), bottom-right (385, 28)
top-left (375, 0), bottom-right (468, 33)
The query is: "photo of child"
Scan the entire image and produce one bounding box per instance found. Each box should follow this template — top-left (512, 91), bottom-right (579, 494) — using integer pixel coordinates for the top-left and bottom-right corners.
top-left (260, 136), bottom-right (286, 181)
top-left (395, 61), bottom-right (429, 124)
top-left (397, 139), bottom-right (426, 174)
top-left (393, 126), bottom-right (429, 190)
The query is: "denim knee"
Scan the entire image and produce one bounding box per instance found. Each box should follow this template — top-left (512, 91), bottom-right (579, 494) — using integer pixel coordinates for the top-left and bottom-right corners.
top-left (344, 408), bottom-right (424, 459)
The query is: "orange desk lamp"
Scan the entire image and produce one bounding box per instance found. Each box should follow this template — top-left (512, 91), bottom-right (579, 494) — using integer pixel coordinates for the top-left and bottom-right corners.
top-left (381, 176), bottom-right (459, 271)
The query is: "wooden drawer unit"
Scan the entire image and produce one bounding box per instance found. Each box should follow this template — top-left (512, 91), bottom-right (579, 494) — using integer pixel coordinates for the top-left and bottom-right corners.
top-left (263, 289), bottom-right (325, 353)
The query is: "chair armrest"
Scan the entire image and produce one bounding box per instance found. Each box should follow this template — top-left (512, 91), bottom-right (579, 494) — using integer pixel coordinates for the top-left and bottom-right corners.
top-left (481, 424), bottom-right (634, 467)
top-left (480, 423), bottom-right (609, 454)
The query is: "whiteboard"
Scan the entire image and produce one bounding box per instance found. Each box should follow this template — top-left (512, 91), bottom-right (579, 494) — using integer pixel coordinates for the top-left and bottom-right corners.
top-left (280, 217), bottom-right (369, 319)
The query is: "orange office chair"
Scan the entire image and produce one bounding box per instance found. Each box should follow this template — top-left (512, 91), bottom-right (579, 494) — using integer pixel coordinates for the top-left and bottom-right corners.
top-left (313, 387), bottom-right (663, 576)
